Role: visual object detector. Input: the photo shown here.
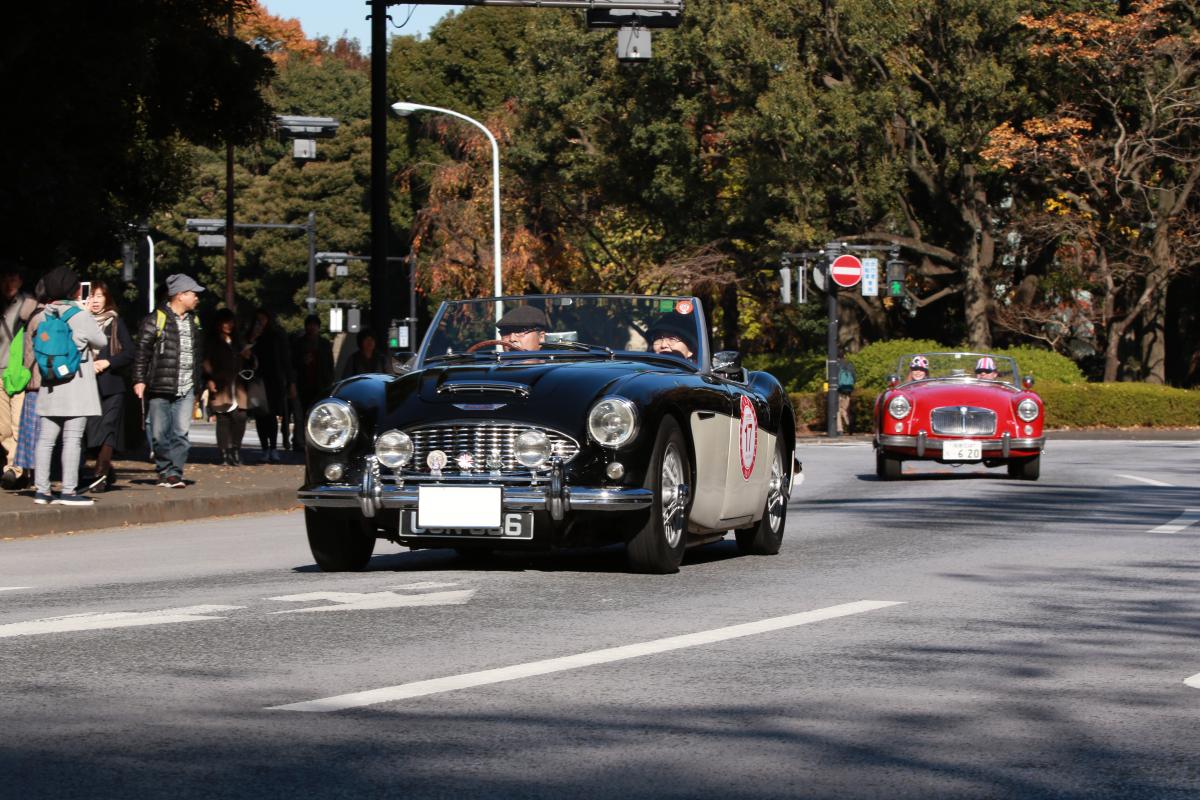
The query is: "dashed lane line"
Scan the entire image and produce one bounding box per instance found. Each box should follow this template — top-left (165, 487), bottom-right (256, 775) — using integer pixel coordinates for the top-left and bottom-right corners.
top-left (1116, 473), bottom-right (1174, 487)
top-left (267, 599), bottom-right (905, 713)
top-left (1149, 509), bottom-right (1200, 534)
top-left (1185, 673), bottom-right (1200, 690)
top-left (0, 587), bottom-right (32, 592)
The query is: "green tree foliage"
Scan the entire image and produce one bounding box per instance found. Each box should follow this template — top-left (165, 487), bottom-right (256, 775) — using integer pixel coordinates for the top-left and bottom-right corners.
top-left (2, 1), bottom-right (275, 269)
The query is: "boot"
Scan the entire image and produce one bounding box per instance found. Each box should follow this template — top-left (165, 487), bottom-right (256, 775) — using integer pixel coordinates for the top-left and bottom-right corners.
top-left (231, 448), bottom-right (242, 466)
top-left (222, 449), bottom-right (236, 466)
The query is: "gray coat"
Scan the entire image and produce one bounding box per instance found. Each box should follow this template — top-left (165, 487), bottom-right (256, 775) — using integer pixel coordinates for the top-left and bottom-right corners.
top-left (32, 301), bottom-right (106, 418)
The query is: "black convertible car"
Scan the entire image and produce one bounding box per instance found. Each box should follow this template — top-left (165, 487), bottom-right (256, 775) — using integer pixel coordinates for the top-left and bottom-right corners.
top-left (299, 294), bottom-right (796, 573)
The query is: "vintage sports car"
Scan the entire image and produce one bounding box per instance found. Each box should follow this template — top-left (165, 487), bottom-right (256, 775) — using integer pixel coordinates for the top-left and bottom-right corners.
top-left (873, 352), bottom-right (1045, 481)
top-left (299, 294), bottom-right (797, 574)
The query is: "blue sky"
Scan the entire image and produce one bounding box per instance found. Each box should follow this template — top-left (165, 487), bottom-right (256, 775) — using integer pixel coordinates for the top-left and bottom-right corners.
top-left (260, 1), bottom-right (458, 44)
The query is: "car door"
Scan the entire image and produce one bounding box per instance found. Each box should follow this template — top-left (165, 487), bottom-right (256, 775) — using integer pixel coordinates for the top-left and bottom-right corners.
top-left (717, 378), bottom-right (773, 524)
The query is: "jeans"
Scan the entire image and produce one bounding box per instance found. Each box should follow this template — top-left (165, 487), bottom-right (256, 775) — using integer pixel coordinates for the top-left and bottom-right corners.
top-left (35, 415), bottom-right (86, 495)
top-left (146, 390), bottom-right (193, 479)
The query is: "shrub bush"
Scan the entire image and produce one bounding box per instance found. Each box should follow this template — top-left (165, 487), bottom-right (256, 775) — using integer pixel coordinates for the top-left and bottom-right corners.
top-left (745, 352), bottom-right (825, 393)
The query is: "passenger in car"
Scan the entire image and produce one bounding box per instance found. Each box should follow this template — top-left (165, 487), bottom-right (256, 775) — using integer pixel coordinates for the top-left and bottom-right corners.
top-left (647, 313), bottom-right (697, 362)
top-left (496, 306), bottom-right (549, 351)
top-left (975, 356), bottom-right (999, 380)
top-left (906, 355), bottom-right (930, 383)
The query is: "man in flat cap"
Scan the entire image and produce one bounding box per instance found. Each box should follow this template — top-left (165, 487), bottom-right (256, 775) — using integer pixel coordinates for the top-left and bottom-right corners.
top-left (132, 273), bottom-right (205, 488)
top-left (496, 305), bottom-right (549, 352)
top-left (646, 312), bottom-right (697, 362)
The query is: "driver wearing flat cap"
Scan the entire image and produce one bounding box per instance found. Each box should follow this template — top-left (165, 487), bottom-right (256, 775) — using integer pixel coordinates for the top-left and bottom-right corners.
top-left (496, 305), bottom-right (549, 351)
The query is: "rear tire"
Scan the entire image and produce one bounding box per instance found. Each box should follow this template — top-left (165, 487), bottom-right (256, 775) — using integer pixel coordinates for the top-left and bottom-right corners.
top-left (305, 508), bottom-right (376, 571)
top-left (876, 451), bottom-right (902, 480)
top-left (735, 441), bottom-right (787, 556)
top-left (627, 416), bottom-right (690, 574)
top-left (1007, 455), bottom-right (1040, 481)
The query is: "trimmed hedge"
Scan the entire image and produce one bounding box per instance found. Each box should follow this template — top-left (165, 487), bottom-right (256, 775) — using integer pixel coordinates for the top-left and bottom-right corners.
top-left (792, 382), bottom-right (1200, 432)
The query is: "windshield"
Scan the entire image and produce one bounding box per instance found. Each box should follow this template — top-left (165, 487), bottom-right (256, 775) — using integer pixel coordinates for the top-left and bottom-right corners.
top-left (418, 295), bottom-right (706, 367)
top-left (898, 352), bottom-right (1019, 386)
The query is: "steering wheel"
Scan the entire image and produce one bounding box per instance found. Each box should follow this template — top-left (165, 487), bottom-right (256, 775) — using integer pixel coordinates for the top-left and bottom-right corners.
top-left (465, 339), bottom-right (519, 354)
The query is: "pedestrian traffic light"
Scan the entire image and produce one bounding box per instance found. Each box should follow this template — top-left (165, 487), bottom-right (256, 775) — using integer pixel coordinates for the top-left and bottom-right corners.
top-left (885, 259), bottom-right (906, 298)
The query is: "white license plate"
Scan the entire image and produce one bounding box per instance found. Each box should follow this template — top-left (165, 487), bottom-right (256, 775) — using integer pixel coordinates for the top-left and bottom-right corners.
top-left (402, 511), bottom-right (533, 540)
top-left (417, 486), bottom-right (501, 529)
top-left (943, 440), bottom-right (982, 461)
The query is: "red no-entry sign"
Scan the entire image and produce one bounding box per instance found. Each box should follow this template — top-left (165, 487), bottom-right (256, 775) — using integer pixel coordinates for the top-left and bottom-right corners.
top-left (829, 254), bottom-right (863, 288)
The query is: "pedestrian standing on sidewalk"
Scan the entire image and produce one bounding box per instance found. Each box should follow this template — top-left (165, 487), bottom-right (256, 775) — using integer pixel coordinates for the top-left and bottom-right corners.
top-left (835, 356), bottom-right (856, 434)
top-left (340, 329), bottom-right (389, 379)
top-left (132, 273), bottom-right (204, 489)
top-left (204, 308), bottom-right (251, 466)
top-left (29, 266), bottom-right (107, 505)
top-left (82, 280), bottom-right (134, 492)
top-left (11, 280), bottom-right (47, 489)
top-left (245, 307), bottom-right (292, 463)
top-left (1, 263), bottom-right (37, 489)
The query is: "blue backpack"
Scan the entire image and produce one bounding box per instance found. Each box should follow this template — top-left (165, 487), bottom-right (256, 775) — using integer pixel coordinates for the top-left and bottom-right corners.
top-left (33, 305), bottom-right (83, 385)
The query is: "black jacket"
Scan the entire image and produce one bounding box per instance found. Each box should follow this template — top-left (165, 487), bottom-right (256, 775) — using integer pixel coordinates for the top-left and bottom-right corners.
top-left (133, 307), bottom-right (204, 396)
top-left (95, 316), bottom-right (135, 397)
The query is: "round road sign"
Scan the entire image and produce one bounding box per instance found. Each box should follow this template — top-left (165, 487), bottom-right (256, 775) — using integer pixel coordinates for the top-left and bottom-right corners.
top-left (829, 254), bottom-right (863, 288)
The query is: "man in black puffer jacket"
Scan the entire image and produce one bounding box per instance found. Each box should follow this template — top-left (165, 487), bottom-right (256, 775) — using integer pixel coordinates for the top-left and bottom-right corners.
top-left (133, 274), bottom-right (204, 488)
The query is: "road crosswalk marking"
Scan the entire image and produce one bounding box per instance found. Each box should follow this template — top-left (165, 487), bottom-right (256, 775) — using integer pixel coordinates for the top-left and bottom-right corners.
top-left (268, 599), bottom-right (905, 713)
top-left (0, 605), bottom-right (244, 638)
top-left (1149, 509), bottom-right (1200, 534)
top-left (267, 586), bottom-right (475, 613)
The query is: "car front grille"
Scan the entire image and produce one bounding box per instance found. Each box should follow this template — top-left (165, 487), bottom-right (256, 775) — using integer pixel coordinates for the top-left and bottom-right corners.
top-left (930, 406), bottom-right (997, 436)
top-left (406, 421), bottom-right (580, 473)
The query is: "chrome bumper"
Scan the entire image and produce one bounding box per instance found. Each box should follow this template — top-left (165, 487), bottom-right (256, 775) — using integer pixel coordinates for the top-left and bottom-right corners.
top-left (877, 432), bottom-right (1045, 458)
top-left (298, 457), bottom-right (651, 521)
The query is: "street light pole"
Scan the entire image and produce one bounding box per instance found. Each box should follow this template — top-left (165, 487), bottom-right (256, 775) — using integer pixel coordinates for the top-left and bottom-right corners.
top-left (146, 233), bottom-right (156, 314)
top-left (392, 101), bottom-right (503, 324)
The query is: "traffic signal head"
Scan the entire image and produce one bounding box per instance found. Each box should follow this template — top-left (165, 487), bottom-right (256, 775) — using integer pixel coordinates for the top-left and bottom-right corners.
top-left (885, 260), bottom-right (906, 298)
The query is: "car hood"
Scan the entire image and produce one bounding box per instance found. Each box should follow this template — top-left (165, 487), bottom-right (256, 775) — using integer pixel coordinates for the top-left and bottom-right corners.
top-left (370, 357), bottom-right (687, 433)
top-left (899, 380), bottom-right (1020, 408)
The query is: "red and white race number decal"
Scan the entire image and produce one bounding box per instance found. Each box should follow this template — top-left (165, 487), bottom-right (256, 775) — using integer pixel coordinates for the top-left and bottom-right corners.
top-left (675, 299), bottom-right (694, 315)
top-left (739, 395), bottom-right (758, 480)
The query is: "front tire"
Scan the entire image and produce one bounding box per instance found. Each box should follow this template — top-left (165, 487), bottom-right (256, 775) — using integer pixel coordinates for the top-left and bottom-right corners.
top-left (735, 441), bottom-right (787, 556)
top-left (627, 416), bottom-right (690, 574)
top-left (876, 450), bottom-right (902, 480)
top-left (305, 508), bottom-right (376, 571)
top-left (1007, 455), bottom-right (1040, 481)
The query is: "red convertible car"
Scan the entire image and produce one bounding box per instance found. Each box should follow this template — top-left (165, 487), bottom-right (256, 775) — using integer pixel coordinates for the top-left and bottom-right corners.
top-left (873, 352), bottom-right (1045, 481)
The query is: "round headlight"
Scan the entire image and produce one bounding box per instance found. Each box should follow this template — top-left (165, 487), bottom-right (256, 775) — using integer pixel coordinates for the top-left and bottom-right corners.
top-left (1017, 398), bottom-right (1040, 422)
top-left (587, 397), bottom-right (638, 447)
top-left (515, 430), bottom-right (551, 468)
top-left (376, 429), bottom-right (413, 469)
top-left (888, 395), bottom-right (912, 419)
top-left (306, 399), bottom-right (358, 452)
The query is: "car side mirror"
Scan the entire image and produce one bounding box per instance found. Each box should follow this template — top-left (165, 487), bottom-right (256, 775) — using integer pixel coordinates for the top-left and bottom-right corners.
top-left (1022, 374), bottom-right (1035, 389)
top-left (887, 374), bottom-right (900, 388)
top-left (712, 350), bottom-right (742, 378)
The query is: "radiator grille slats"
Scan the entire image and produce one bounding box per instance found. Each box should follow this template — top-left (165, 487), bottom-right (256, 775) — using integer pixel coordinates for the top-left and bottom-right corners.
top-left (407, 422), bottom-right (579, 473)
top-left (930, 406), bottom-right (997, 436)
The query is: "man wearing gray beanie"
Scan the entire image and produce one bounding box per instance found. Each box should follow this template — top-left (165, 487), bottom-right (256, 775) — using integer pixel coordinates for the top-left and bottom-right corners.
top-left (132, 273), bottom-right (205, 488)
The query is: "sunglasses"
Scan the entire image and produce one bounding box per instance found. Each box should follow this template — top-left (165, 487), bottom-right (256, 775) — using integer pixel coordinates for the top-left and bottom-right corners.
top-left (501, 328), bottom-right (543, 335)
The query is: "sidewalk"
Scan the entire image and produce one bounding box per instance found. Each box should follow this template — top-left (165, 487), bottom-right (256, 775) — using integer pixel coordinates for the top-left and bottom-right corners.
top-left (1, 436), bottom-right (303, 540)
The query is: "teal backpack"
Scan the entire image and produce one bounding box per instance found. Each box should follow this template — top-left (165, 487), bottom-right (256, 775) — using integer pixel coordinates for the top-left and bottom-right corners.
top-left (33, 305), bottom-right (83, 385)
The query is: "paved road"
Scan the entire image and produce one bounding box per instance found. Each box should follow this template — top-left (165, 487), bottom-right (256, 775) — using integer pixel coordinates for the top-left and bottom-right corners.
top-left (1, 440), bottom-right (1197, 798)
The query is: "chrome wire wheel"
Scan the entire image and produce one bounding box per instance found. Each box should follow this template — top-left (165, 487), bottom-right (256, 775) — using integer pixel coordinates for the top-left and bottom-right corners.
top-left (660, 441), bottom-right (686, 548)
top-left (765, 450), bottom-right (785, 533)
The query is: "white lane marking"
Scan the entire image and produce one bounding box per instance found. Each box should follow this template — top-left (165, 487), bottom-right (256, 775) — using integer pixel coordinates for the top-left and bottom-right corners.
top-left (1116, 473), bottom-right (1174, 487)
top-left (267, 588), bottom-right (475, 613)
top-left (268, 600), bottom-right (904, 712)
top-left (0, 605), bottom-right (244, 638)
top-left (1185, 673), bottom-right (1200, 690)
top-left (0, 587), bottom-right (32, 592)
top-left (1149, 509), bottom-right (1200, 534)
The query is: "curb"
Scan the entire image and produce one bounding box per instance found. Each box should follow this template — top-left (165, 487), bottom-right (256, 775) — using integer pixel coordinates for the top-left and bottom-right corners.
top-left (1, 487), bottom-right (300, 540)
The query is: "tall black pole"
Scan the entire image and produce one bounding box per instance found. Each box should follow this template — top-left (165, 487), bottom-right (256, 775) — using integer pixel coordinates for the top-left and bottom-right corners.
top-left (369, 0), bottom-right (389, 340)
top-left (224, 3), bottom-right (236, 311)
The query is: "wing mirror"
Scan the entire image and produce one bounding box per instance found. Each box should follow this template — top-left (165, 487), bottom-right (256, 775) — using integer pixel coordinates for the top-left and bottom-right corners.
top-left (887, 374), bottom-right (900, 388)
top-left (1022, 374), bottom-right (1035, 389)
top-left (712, 350), bottom-right (743, 378)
